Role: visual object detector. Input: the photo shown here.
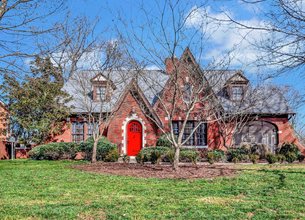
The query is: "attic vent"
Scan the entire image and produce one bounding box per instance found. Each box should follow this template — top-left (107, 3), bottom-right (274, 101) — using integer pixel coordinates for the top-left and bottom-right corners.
top-left (187, 56), bottom-right (192, 63)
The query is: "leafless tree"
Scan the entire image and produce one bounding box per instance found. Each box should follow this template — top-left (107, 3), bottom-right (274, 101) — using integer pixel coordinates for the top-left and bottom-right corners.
top-left (223, 0), bottom-right (305, 74)
top-left (115, 0), bottom-right (263, 170)
top-left (66, 39), bottom-right (130, 163)
top-left (0, 0), bottom-right (65, 77)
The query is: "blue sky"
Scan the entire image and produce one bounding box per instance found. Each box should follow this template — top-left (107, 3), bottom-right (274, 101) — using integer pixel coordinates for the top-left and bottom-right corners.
top-left (2, 0), bottom-right (305, 124)
top-left (62, 0), bottom-right (305, 118)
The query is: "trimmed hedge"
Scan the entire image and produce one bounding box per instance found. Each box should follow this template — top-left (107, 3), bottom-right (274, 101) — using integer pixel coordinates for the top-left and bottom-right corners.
top-left (29, 137), bottom-right (118, 162)
top-left (207, 150), bottom-right (225, 164)
top-left (136, 147), bottom-right (199, 164)
top-left (266, 153), bottom-right (278, 164)
top-left (28, 142), bottom-right (79, 160)
top-left (277, 143), bottom-right (301, 163)
top-left (78, 137), bottom-right (118, 161)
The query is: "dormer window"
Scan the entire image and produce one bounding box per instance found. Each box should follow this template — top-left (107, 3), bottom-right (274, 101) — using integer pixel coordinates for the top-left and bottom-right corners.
top-left (96, 86), bottom-right (106, 101)
top-left (91, 73), bottom-right (116, 102)
top-left (231, 86), bottom-right (244, 101)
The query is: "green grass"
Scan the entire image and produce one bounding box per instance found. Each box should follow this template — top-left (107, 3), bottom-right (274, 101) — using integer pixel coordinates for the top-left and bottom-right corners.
top-left (0, 160), bottom-right (304, 220)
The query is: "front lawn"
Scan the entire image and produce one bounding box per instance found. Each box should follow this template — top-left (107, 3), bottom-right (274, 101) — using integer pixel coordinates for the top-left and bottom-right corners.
top-left (0, 160), bottom-right (304, 219)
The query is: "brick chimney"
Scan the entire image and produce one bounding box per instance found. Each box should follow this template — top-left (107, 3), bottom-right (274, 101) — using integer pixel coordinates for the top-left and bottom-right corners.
top-left (165, 57), bottom-right (179, 74)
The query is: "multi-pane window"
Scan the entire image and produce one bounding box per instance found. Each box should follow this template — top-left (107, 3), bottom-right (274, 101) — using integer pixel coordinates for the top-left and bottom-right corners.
top-left (96, 86), bottom-right (106, 101)
top-left (196, 123), bottom-right (207, 146)
top-left (182, 121), bottom-right (194, 145)
top-left (172, 122), bottom-right (179, 136)
top-left (172, 121), bottom-right (207, 147)
top-left (72, 122), bottom-right (84, 142)
top-left (232, 86), bottom-right (243, 101)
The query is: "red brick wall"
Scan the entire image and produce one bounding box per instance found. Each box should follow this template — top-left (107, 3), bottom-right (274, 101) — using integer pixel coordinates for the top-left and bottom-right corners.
top-left (52, 122), bottom-right (72, 142)
top-left (0, 104), bottom-right (8, 159)
top-left (0, 141), bottom-right (8, 159)
top-left (107, 91), bottom-right (158, 154)
top-left (260, 117), bottom-right (305, 154)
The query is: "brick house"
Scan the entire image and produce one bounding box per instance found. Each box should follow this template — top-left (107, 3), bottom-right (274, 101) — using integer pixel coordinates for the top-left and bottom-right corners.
top-left (52, 48), bottom-right (305, 156)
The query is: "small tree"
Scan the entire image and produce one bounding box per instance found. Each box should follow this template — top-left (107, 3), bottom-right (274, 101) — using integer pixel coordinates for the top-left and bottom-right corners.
top-left (67, 40), bottom-right (128, 163)
top-left (1, 56), bottom-right (71, 144)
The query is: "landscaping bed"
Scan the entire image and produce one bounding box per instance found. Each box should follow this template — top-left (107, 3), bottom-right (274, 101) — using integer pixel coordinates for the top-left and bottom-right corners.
top-left (73, 162), bottom-right (237, 179)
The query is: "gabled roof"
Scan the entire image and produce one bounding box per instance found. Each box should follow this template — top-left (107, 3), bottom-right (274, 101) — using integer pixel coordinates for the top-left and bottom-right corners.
top-left (63, 48), bottom-right (293, 116)
top-left (63, 69), bottom-right (167, 113)
top-left (225, 71), bottom-right (249, 84)
top-left (112, 79), bottom-right (163, 126)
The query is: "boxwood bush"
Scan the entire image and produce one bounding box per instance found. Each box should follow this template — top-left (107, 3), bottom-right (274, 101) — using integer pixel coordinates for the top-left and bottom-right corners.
top-left (29, 137), bottom-right (118, 162)
top-left (207, 150), bottom-right (225, 164)
top-left (226, 148), bottom-right (249, 163)
top-left (29, 142), bottom-right (79, 160)
top-left (277, 143), bottom-right (301, 163)
top-left (180, 149), bottom-right (199, 164)
top-left (266, 153), bottom-right (278, 164)
top-left (136, 147), bottom-right (199, 164)
top-left (78, 137), bottom-right (118, 162)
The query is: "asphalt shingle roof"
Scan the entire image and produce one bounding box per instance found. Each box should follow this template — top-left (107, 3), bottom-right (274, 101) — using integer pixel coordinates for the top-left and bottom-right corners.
top-left (63, 69), bottom-right (293, 115)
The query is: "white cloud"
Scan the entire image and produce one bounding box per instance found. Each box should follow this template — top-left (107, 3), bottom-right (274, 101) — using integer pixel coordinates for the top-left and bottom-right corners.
top-left (185, 6), bottom-right (268, 70)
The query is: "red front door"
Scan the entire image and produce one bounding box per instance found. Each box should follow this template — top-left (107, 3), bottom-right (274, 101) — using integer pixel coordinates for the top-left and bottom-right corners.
top-left (127, 120), bottom-right (142, 156)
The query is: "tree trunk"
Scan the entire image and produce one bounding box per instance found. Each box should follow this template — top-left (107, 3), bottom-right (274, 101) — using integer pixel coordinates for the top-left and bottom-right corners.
top-left (91, 139), bottom-right (98, 163)
top-left (173, 146), bottom-right (180, 171)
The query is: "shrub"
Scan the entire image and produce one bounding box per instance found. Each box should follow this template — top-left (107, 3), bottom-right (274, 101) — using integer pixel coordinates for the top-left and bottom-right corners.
top-left (122, 154), bottom-right (130, 163)
top-left (226, 148), bottom-right (248, 163)
top-left (250, 144), bottom-right (269, 159)
top-left (197, 149), bottom-right (208, 161)
top-left (136, 147), bottom-right (169, 164)
top-left (239, 142), bottom-right (251, 155)
top-left (104, 149), bottom-right (119, 162)
top-left (285, 152), bottom-right (297, 163)
top-left (266, 153), bottom-right (278, 164)
top-left (156, 133), bottom-right (172, 148)
top-left (249, 154), bottom-right (259, 164)
top-left (207, 150), bottom-right (224, 164)
top-left (278, 143), bottom-right (299, 155)
top-left (164, 149), bottom-right (175, 164)
top-left (78, 137), bottom-right (118, 161)
top-left (29, 142), bottom-right (78, 160)
top-left (136, 147), bottom-right (199, 165)
top-left (297, 153), bottom-right (305, 162)
top-left (180, 150), bottom-right (199, 164)
top-left (151, 149), bottom-right (162, 164)
top-left (136, 151), bottom-right (145, 164)
top-left (277, 143), bottom-right (301, 163)
top-left (277, 154), bottom-right (286, 163)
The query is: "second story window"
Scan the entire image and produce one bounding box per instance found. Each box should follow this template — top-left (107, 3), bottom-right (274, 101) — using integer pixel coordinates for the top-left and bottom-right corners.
top-left (232, 86), bottom-right (244, 101)
top-left (96, 86), bottom-right (106, 101)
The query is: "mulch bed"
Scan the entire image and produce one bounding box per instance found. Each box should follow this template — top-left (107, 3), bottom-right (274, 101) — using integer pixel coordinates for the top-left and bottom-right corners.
top-left (72, 162), bottom-right (238, 179)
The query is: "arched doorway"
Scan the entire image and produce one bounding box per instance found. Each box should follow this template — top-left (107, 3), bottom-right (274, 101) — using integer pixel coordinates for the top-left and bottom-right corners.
top-left (127, 120), bottom-right (143, 156)
top-left (234, 121), bottom-right (278, 152)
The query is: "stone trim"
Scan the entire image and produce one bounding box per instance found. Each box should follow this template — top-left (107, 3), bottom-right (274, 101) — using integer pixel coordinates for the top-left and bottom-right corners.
top-left (121, 113), bottom-right (146, 155)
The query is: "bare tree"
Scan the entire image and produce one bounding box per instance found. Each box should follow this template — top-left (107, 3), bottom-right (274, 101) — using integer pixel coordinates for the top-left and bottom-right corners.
top-left (116, 0), bottom-right (243, 170)
top-left (66, 40), bottom-right (130, 163)
top-left (221, 0), bottom-right (305, 74)
top-left (0, 0), bottom-right (65, 76)
top-left (114, 0), bottom-right (283, 170)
